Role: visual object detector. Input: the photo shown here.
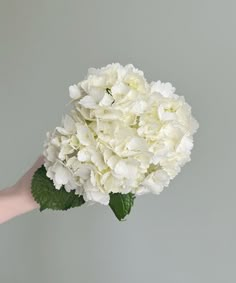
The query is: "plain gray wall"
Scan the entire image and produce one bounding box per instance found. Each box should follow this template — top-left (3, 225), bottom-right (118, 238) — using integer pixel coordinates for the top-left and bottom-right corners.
top-left (0, 0), bottom-right (235, 282)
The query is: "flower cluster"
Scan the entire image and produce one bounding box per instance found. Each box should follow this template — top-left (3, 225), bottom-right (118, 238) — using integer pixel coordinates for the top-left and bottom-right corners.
top-left (44, 63), bottom-right (198, 205)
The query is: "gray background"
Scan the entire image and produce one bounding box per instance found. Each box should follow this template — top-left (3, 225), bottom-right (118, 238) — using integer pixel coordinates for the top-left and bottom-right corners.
top-left (0, 0), bottom-right (235, 282)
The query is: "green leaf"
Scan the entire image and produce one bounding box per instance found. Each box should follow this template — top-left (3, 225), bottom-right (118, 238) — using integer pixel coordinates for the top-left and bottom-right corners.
top-left (31, 166), bottom-right (85, 211)
top-left (109, 193), bottom-right (136, 221)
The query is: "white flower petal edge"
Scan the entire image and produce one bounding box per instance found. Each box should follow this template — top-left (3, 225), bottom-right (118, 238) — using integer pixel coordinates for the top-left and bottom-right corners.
top-left (69, 84), bottom-right (81, 100)
top-left (44, 63), bottom-right (199, 205)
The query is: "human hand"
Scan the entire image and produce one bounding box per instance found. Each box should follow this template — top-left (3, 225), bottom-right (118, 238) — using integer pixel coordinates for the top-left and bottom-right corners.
top-left (0, 156), bottom-right (44, 224)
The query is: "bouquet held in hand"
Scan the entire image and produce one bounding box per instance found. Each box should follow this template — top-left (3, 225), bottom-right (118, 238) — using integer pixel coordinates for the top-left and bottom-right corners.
top-left (31, 63), bottom-right (199, 221)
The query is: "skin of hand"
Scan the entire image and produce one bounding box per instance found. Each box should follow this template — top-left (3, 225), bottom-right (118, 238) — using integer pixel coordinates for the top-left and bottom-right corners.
top-left (0, 156), bottom-right (44, 224)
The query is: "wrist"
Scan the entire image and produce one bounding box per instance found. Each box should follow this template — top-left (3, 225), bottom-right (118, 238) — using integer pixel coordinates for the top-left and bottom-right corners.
top-left (0, 156), bottom-right (44, 224)
top-left (0, 184), bottom-right (38, 225)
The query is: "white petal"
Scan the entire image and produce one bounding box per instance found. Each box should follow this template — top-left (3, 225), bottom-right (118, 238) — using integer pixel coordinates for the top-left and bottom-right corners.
top-left (83, 189), bottom-right (110, 205)
top-left (99, 93), bottom-right (114, 106)
top-left (69, 84), bottom-right (81, 100)
top-left (63, 115), bottom-right (76, 133)
top-left (141, 170), bottom-right (170, 194)
top-left (45, 145), bottom-right (58, 162)
top-left (135, 186), bottom-right (149, 196)
top-left (151, 80), bottom-right (176, 98)
top-left (79, 95), bottom-right (97, 109)
top-left (126, 137), bottom-right (148, 151)
top-left (90, 150), bottom-right (106, 170)
top-left (58, 144), bottom-right (74, 160)
top-left (76, 125), bottom-right (94, 146)
top-left (76, 165), bottom-right (91, 180)
top-left (53, 164), bottom-right (72, 186)
top-left (111, 82), bottom-right (129, 95)
top-left (158, 105), bottom-right (177, 121)
top-left (107, 155), bottom-right (120, 169)
top-left (131, 100), bottom-right (148, 114)
top-left (176, 135), bottom-right (193, 153)
top-left (77, 149), bottom-right (90, 162)
top-left (65, 180), bottom-right (77, 192)
top-left (56, 127), bottom-right (69, 135)
top-left (114, 159), bottom-right (138, 179)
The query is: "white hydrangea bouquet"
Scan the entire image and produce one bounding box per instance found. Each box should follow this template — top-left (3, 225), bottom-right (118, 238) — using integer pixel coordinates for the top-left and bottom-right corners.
top-left (31, 63), bottom-right (198, 221)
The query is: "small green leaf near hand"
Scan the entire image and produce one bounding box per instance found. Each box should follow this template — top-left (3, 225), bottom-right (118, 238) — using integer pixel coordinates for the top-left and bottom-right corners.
top-left (109, 193), bottom-right (135, 221)
top-left (31, 166), bottom-right (85, 211)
